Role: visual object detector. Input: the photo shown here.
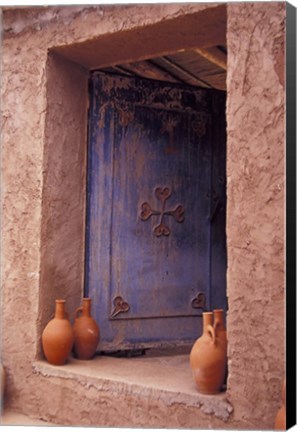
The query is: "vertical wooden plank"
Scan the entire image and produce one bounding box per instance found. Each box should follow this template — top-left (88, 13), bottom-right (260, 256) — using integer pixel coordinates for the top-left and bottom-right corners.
top-left (85, 74), bottom-right (115, 327)
top-left (210, 90), bottom-right (227, 312)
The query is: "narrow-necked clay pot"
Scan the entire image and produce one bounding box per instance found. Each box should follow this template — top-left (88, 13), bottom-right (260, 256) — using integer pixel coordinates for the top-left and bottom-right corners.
top-left (1, 364), bottom-right (5, 402)
top-left (213, 309), bottom-right (227, 351)
top-left (73, 298), bottom-right (100, 360)
top-left (275, 406), bottom-right (286, 430)
top-left (281, 379), bottom-right (286, 406)
top-left (275, 379), bottom-right (286, 430)
top-left (42, 299), bottom-right (74, 365)
top-left (190, 311), bottom-right (226, 394)
top-left (213, 308), bottom-right (228, 383)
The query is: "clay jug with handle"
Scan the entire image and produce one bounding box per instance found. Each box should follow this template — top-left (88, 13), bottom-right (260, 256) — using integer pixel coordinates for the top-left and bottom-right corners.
top-left (213, 309), bottom-right (227, 351)
top-left (190, 311), bottom-right (226, 394)
top-left (42, 299), bottom-right (74, 365)
top-left (73, 298), bottom-right (100, 360)
top-left (213, 308), bottom-right (228, 384)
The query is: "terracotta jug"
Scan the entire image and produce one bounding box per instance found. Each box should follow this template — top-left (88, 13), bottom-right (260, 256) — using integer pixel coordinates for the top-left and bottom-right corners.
top-left (1, 364), bottom-right (5, 402)
top-left (42, 299), bottom-right (74, 365)
top-left (73, 298), bottom-right (100, 360)
top-left (275, 379), bottom-right (286, 430)
top-left (213, 308), bottom-right (228, 383)
top-left (190, 311), bottom-right (226, 394)
top-left (213, 309), bottom-right (227, 350)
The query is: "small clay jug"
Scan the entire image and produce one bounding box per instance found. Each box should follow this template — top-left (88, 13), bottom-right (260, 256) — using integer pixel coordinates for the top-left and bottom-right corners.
top-left (42, 299), bottom-right (74, 365)
top-left (213, 309), bottom-right (227, 351)
top-left (73, 298), bottom-right (100, 360)
top-left (190, 311), bottom-right (226, 394)
top-left (275, 379), bottom-right (286, 430)
top-left (213, 308), bottom-right (228, 384)
top-left (1, 364), bottom-right (5, 402)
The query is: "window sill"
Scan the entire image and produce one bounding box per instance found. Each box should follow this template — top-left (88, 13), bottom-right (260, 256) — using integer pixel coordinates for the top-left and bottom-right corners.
top-left (33, 348), bottom-right (233, 422)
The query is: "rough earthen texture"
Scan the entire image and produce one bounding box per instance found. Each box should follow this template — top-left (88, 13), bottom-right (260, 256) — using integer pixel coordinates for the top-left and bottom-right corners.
top-left (38, 53), bottom-right (88, 356)
top-left (29, 355), bottom-right (233, 428)
top-left (226, 2), bottom-right (285, 429)
top-left (0, 3), bottom-right (229, 427)
top-left (0, 2), bottom-right (285, 429)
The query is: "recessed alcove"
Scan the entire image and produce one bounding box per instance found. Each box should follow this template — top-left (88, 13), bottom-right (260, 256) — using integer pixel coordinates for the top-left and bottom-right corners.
top-left (1, 3), bottom-right (285, 429)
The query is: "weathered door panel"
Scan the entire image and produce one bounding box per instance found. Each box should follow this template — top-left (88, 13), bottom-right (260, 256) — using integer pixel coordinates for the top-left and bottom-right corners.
top-left (86, 72), bottom-right (226, 350)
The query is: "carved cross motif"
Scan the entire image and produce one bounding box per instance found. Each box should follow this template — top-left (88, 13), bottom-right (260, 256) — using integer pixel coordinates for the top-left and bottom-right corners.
top-left (140, 187), bottom-right (185, 237)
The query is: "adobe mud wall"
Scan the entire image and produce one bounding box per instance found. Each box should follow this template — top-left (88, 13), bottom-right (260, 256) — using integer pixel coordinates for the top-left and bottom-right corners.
top-left (226, 2), bottom-right (285, 429)
top-left (1, 2), bottom-right (285, 429)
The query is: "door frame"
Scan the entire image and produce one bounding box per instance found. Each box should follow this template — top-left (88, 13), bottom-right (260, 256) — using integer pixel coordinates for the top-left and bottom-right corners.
top-left (39, 4), bottom-right (227, 353)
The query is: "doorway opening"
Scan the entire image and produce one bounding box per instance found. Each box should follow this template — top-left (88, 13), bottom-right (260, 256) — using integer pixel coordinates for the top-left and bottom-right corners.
top-left (39, 3), bottom-right (228, 358)
top-left (85, 46), bottom-right (227, 352)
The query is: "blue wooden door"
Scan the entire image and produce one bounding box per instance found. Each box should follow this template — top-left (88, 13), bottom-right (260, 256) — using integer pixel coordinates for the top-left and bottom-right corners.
top-left (86, 72), bottom-right (226, 351)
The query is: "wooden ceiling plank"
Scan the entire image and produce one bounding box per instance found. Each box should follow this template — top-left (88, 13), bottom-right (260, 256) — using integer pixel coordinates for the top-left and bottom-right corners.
top-left (161, 56), bottom-right (212, 88)
top-left (169, 51), bottom-right (223, 77)
top-left (193, 47), bottom-right (227, 70)
top-left (148, 57), bottom-right (195, 86)
top-left (120, 60), bottom-right (180, 83)
top-left (102, 66), bottom-right (134, 76)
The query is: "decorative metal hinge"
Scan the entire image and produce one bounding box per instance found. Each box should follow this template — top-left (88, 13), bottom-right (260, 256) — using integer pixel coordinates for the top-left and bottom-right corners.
top-left (111, 296), bottom-right (130, 318)
top-left (191, 292), bottom-right (206, 310)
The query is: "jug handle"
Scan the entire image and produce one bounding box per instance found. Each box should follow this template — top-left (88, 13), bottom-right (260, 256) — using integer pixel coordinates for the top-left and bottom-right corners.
top-left (207, 324), bottom-right (216, 345)
top-left (213, 321), bottom-right (221, 336)
top-left (75, 306), bottom-right (83, 318)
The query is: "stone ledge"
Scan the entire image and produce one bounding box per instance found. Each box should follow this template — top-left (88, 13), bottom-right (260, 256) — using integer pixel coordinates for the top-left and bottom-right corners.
top-left (32, 351), bottom-right (233, 422)
top-left (0, 410), bottom-right (57, 426)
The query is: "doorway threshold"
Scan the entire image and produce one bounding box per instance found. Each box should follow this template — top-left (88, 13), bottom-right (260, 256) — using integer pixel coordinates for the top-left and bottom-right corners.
top-left (33, 348), bottom-right (233, 427)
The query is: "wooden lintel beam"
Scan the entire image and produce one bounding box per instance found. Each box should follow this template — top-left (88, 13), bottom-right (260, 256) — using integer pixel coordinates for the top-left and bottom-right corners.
top-left (56, 5), bottom-right (226, 70)
top-left (194, 47), bottom-right (227, 71)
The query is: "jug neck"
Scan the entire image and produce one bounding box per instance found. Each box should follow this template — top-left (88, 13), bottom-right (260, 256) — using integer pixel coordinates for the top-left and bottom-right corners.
top-left (202, 312), bottom-right (213, 334)
top-left (82, 298), bottom-right (92, 316)
top-left (55, 300), bottom-right (66, 319)
top-left (213, 309), bottom-right (225, 328)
